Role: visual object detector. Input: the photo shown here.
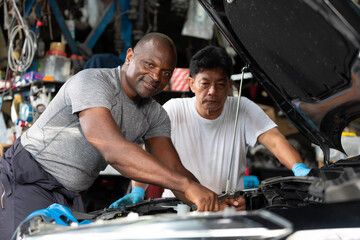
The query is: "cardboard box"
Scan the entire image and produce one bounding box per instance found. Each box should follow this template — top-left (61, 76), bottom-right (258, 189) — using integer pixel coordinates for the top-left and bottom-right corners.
top-left (258, 104), bottom-right (276, 122)
top-left (276, 117), bottom-right (298, 136)
top-left (258, 104), bottom-right (298, 136)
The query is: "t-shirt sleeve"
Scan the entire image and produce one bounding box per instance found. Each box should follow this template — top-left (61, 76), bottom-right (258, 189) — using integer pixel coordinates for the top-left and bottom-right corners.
top-left (143, 101), bottom-right (171, 140)
top-left (162, 99), bottom-right (179, 141)
top-left (163, 99), bottom-right (176, 123)
top-left (64, 69), bottom-right (113, 114)
top-left (242, 97), bottom-right (278, 147)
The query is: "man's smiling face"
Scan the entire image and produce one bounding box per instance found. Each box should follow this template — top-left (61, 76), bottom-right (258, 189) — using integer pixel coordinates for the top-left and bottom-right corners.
top-left (123, 39), bottom-right (176, 101)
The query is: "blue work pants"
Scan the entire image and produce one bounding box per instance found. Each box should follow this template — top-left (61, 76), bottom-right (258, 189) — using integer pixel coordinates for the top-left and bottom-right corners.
top-left (0, 138), bottom-right (85, 240)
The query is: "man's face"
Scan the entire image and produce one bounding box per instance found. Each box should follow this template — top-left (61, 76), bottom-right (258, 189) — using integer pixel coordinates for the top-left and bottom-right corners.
top-left (123, 40), bottom-right (176, 100)
top-left (189, 68), bottom-right (232, 119)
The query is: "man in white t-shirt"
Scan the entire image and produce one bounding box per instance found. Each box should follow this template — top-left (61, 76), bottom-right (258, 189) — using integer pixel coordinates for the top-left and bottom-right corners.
top-left (111, 46), bottom-right (310, 210)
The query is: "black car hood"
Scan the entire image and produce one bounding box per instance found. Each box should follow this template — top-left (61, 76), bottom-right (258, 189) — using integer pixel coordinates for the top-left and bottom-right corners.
top-left (199, 0), bottom-right (360, 165)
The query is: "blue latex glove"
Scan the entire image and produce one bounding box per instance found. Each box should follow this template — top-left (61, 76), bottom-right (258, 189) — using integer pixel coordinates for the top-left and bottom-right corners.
top-left (25, 203), bottom-right (91, 226)
top-left (109, 186), bottom-right (145, 208)
top-left (292, 163), bottom-right (311, 176)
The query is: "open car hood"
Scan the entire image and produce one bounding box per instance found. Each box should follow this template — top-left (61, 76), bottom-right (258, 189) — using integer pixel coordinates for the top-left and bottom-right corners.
top-left (199, 0), bottom-right (360, 165)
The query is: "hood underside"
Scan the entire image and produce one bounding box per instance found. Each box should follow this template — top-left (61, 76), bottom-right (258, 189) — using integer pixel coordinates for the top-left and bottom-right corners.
top-left (199, 0), bottom-right (360, 165)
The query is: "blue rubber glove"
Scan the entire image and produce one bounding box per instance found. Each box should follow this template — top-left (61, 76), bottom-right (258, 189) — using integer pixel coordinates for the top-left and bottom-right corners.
top-left (292, 163), bottom-right (311, 176)
top-left (109, 186), bottom-right (145, 208)
top-left (25, 203), bottom-right (91, 226)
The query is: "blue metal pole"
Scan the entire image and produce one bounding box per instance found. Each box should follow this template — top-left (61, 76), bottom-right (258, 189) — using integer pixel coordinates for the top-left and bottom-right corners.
top-left (84, 1), bottom-right (116, 49)
top-left (118, 0), bottom-right (132, 62)
top-left (48, 0), bottom-right (79, 55)
top-left (84, 0), bottom-right (132, 62)
top-left (25, 0), bottom-right (38, 18)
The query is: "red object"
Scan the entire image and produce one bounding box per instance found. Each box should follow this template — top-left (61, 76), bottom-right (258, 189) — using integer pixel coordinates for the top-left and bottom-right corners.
top-left (249, 84), bottom-right (258, 101)
top-left (245, 167), bottom-right (250, 176)
top-left (170, 68), bottom-right (190, 91)
top-left (46, 50), bottom-right (67, 57)
top-left (145, 185), bottom-right (164, 199)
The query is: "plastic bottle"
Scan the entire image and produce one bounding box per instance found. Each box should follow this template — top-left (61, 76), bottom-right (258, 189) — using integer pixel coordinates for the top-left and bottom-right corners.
top-left (40, 50), bottom-right (70, 82)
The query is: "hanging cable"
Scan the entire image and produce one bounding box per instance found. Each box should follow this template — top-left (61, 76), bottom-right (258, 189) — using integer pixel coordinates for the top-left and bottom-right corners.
top-left (7, 0), bottom-right (37, 73)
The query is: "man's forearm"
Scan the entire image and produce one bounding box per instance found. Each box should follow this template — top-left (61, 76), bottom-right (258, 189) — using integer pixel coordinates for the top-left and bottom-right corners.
top-left (258, 128), bottom-right (303, 170)
top-left (132, 181), bottom-right (148, 190)
top-left (107, 142), bottom-right (192, 193)
top-left (175, 165), bottom-right (199, 184)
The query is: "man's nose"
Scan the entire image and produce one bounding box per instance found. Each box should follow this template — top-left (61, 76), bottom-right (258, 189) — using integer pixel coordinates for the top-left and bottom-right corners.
top-left (150, 70), bottom-right (160, 82)
top-left (208, 84), bottom-right (217, 95)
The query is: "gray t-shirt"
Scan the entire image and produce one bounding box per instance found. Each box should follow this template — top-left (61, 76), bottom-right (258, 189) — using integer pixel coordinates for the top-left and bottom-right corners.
top-left (21, 66), bottom-right (170, 192)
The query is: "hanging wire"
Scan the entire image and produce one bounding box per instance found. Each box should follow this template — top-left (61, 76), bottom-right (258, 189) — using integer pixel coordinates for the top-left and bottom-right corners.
top-left (7, 0), bottom-right (37, 73)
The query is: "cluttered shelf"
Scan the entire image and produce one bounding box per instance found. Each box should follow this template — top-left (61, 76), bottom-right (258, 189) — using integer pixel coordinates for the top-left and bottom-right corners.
top-left (0, 72), bottom-right (66, 143)
top-left (6, 80), bottom-right (64, 96)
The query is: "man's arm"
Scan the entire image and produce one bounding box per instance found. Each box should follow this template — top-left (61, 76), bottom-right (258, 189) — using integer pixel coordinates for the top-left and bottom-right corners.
top-left (257, 127), bottom-right (304, 170)
top-left (144, 136), bottom-right (200, 205)
top-left (79, 107), bottom-right (219, 211)
top-left (132, 181), bottom-right (148, 189)
top-left (145, 137), bottom-right (199, 182)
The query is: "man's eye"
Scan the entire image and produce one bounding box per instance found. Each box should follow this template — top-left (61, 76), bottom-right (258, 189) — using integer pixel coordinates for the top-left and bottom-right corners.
top-left (145, 62), bottom-right (154, 68)
top-left (163, 71), bottom-right (171, 77)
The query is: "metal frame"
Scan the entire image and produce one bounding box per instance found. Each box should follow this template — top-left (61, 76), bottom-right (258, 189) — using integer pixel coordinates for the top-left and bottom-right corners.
top-left (25, 0), bottom-right (132, 58)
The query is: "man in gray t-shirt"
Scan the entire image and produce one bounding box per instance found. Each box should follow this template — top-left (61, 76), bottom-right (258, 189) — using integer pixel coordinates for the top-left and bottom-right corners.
top-left (0, 33), bottom-right (219, 240)
top-left (21, 66), bottom-right (171, 193)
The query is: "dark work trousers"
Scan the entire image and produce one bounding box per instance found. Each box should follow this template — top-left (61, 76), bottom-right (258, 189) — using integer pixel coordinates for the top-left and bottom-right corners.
top-left (0, 138), bottom-right (85, 240)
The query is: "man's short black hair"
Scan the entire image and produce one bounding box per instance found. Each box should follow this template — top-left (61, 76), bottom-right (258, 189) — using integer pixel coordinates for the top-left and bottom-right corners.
top-left (189, 46), bottom-right (233, 78)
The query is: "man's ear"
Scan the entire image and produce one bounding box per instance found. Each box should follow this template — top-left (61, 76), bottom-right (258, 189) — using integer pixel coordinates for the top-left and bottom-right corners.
top-left (188, 77), bottom-right (195, 92)
top-left (125, 48), bottom-right (134, 64)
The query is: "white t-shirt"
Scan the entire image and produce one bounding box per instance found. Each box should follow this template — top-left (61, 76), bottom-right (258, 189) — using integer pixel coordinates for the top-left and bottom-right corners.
top-left (162, 96), bottom-right (277, 197)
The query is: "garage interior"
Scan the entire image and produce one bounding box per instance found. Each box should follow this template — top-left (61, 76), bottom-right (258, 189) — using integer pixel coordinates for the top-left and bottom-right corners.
top-left (1, 1), bottom-right (360, 239)
top-left (1, 0), bottom-right (360, 210)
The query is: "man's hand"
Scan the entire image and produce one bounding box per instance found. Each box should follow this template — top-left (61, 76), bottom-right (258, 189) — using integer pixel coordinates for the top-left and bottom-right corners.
top-left (292, 163), bottom-right (311, 176)
top-left (220, 196), bottom-right (246, 211)
top-left (109, 187), bottom-right (145, 208)
top-left (184, 181), bottom-right (219, 211)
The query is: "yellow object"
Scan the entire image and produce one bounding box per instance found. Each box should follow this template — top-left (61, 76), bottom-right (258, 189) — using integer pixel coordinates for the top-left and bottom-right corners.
top-left (342, 132), bottom-right (357, 137)
top-left (50, 42), bottom-right (66, 52)
top-left (42, 76), bottom-right (55, 81)
top-left (12, 94), bottom-right (22, 119)
top-left (11, 51), bottom-right (20, 60)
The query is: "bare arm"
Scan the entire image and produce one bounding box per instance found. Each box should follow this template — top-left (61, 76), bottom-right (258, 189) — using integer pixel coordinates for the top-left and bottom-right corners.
top-left (258, 127), bottom-right (303, 170)
top-left (145, 137), bottom-right (199, 182)
top-left (144, 137), bottom-right (200, 204)
top-left (132, 181), bottom-right (148, 190)
top-left (79, 107), bottom-right (219, 211)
